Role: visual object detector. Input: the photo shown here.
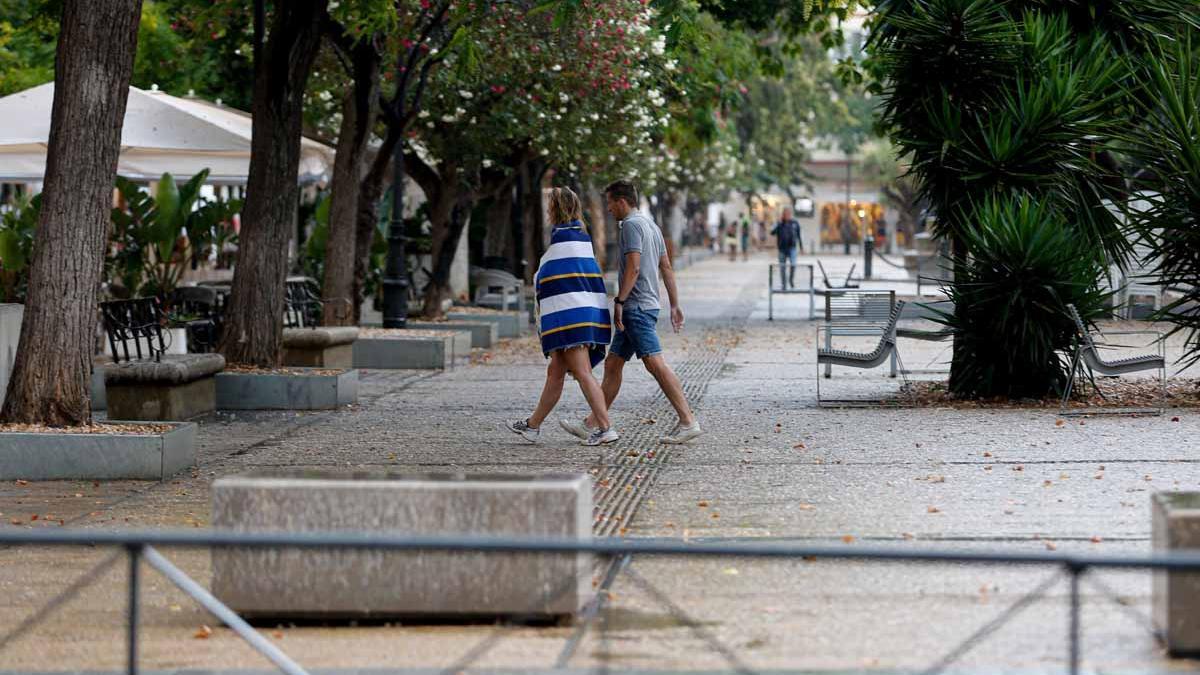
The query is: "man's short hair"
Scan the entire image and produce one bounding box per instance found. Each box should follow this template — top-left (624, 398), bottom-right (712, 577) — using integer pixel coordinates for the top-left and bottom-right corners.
top-left (604, 180), bottom-right (639, 207)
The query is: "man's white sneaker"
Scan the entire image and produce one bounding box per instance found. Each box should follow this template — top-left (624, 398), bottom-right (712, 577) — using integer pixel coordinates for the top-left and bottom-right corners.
top-left (559, 418), bottom-right (593, 440)
top-left (505, 419), bottom-right (541, 443)
top-left (582, 427), bottom-right (620, 446)
top-left (660, 421), bottom-right (703, 444)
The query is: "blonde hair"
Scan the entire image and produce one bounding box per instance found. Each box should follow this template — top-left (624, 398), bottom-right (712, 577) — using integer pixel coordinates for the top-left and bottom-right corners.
top-left (548, 186), bottom-right (584, 227)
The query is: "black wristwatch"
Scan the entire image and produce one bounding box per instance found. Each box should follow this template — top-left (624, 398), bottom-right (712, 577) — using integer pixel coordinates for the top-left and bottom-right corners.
top-left (614, 297), bottom-right (626, 306)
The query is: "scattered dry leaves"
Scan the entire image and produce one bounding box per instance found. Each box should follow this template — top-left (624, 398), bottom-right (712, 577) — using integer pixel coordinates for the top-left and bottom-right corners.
top-left (194, 625), bottom-right (213, 639)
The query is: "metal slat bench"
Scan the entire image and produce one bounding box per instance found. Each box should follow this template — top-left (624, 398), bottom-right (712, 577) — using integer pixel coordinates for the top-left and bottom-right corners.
top-left (767, 263), bottom-right (816, 320)
top-left (821, 290), bottom-right (898, 379)
top-left (817, 300), bottom-right (908, 406)
top-left (1061, 304), bottom-right (1167, 415)
top-left (99, 297), bottom-right (225, 420)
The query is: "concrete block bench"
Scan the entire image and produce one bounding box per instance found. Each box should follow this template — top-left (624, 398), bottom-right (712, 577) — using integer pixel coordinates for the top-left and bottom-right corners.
top-left (353, 329), bottom-right (471, 370)
top-left (211, 471), bottom-right (593, 619)
top-left (215, 368), bottom-right (358, 410)
top-left (403, 321), bottom-right (498, 349)
top-left (445, 310), bottom-right (529, 339)
top-left (104, 353), bottom-right (226, 421)
top-left (1154, 492), bottom-right (1200, 655)
top-left (281, 326), bottom-right (358, 368)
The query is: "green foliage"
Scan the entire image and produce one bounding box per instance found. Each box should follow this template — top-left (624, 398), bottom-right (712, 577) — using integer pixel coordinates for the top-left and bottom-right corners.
top-left (870, 0), bottom-right (1197, 397)
top-left (1124, 37), bottom-right (1200, 367)
top-left (932, 196), bottom-right (1112, 399)
top-left (110, 170), bottom-right (241, 300)
top-left (0, 192), bottom-right (40, 302)
top-left (0, 1), bottom-right (57, 96)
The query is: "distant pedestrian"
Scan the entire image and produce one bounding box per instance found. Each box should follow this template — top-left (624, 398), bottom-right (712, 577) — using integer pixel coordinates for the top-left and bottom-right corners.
top-left (725, 219), bottom-right (739, 261)
top-left (772, 208), bottom-right (802, 289)
top-left (559, 179), bottom-right (703, 445)
top-left (740, 216), bottom-right (751, 261)
top-left (505, 187), bottom-right (618, 446)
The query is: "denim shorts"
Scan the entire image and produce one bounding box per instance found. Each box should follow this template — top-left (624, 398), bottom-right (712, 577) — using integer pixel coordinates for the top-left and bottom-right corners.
top-left (610, 307), bottom-right (662, 361)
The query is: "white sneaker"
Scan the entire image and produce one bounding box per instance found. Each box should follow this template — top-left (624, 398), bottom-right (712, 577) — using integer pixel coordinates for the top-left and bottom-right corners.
top-left (505, 419), bottom-right (541, 443)
top-left (660, 421), bottom-right (703, 444)
top-left (582, 427), bottom-right (620, 446)
top-left (559, 418), bottom-right (593, 440)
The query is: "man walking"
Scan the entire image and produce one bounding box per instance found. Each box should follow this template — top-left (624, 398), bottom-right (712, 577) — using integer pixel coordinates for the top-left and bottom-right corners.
top-left (772, 208), bottom-right (802, 289)
top-left (561, 180), bottom-right (703, 445)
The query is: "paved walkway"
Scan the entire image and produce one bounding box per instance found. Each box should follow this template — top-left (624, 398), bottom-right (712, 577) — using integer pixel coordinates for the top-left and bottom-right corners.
top-left (1, 252), bottom-right (1198, 673)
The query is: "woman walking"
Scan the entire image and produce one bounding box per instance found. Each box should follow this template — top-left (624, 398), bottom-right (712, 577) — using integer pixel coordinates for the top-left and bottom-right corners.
top-left (506, 187), bottom-right (619, 446)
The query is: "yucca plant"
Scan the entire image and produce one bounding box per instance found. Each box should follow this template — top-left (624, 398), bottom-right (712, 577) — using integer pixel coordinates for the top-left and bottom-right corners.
top-left (933, 196), bottom-right (1112, 398)
top-left (870, 0), bottom-right (1196, 398)
top-left (1124, 37), bottom-right (1200, 368)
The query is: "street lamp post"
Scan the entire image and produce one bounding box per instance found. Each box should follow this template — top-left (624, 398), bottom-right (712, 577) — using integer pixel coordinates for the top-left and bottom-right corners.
top-left (382, 100), bottom-right (410, 329)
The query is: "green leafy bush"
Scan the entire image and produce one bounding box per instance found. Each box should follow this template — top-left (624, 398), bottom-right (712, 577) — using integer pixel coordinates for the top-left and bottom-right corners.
top-left (0, 193), bottom-right (40, 303)
top-left (1124, 38), bottom-right (1200, 367)
top-left (932, 196), bottom-right (1112, 399)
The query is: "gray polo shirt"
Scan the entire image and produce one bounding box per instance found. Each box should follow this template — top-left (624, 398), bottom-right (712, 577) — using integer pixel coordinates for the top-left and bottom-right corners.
top-left (617, 210), bottom-right (667, 311)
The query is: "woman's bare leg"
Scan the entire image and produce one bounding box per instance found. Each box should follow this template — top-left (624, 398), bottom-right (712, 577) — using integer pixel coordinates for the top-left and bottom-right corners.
top-left (527, 352), bottom-right (567, 429)
top-left (562, 347), bottom-right (611, 430)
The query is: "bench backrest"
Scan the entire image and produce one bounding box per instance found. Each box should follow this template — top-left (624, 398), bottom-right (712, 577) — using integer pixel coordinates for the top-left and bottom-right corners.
top-left (284, 279), bottom-right (321, 328)
top-left (1067, 304), bottom-right (1099, 354)
top-left (825, 290), bottom-right (896, 325)
top-left (100, 297), bottom-right (167, 363)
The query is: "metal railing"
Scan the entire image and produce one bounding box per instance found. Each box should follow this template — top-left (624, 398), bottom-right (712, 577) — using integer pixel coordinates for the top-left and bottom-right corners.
top-left (0, 528), bottom-right (1195, 675)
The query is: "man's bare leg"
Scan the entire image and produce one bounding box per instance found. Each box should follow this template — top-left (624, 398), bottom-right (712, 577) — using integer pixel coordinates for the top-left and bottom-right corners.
top-left (584, 354), bottom-right (626, 429)
top-left (643, 354), bottom-right (695, 426)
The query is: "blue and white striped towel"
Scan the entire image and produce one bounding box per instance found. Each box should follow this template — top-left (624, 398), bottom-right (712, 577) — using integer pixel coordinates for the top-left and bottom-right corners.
top-left (536, 221), bottom-right (611, 367)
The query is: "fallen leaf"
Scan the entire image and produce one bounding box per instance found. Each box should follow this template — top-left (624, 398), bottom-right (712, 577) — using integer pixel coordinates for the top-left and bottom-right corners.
top-left (272, 630), bottom-right (284, 640)
top-left (1091, 536), bottom-right (1103, 543)
top-left (1055, 419), bottom-right (1065, 427)
top-left (798, 503), bottom-right (816, 511)
top-left (1094, 473), bottom-right (1104, 480)
top-left (697, 500), bottom-right (709, 507)
top-left (802, 555), bottom-right (817, 562)
top-left (1172, 416), bottom-right (1180, 422)
top-left (168, 604), bottom-right (182, 612)
top-left (9, 518), bottom-right (21, 525)
top-left (1004, 509), bottom-right (1014, 515)
top-left (641, 418), bottom-right (656, 425)
top-left (29, 514), bottom-right (37, 521)
top-left (1145, 475), bottom-right (1153, 481)
top-left (711, 512), bottom-right (720, 519)
top-left (902, 532), bottom-right (914, 540)
top-left (1045, 541), bottom-right (1058, 551)
top-left (14, 479), bottom-right (27, 486)
top-left (618, 527), bottom-right (628, 536)
top-left (73, 493), bottom-right (82, 498)
top-left (984, 466), bottom-right (993, 471)
top-left (982, 452), bottom-right (993, 458)
top-left (841, 534), bottom-right (856, 544)
top-left (1014, 465), bottom-right (1024, 472)
top-left (722, 568), bottom-right (739, 575)
top-left (793, 443), bottom-right (806, 450)
top-left (194, 625), bottom-right (213, 639)
top-left (1043, 480), bottom-right (1053, 487)
top-left (927, 506), bottom-right (941, 514)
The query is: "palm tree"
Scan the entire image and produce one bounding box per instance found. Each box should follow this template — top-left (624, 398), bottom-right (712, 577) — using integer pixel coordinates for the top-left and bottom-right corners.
top-left (869, 0), bottom-right (1197, 398)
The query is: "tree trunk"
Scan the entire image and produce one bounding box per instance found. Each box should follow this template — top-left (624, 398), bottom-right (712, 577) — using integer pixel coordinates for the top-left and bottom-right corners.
top-left (581, 182), bottom-right (607, 270)
top-left (947, 232), bottom-right (969, 394)
top-left (1, 0), bottom-right (143, 426)
top-left (322, 37), bottom-right (380, 327)
top-left (220, 0), bottom-right (326, 366)
top-left (421, 200), bottom-right (469, 318)
top-left (351, 128), bottom-right (399, 324)
top-left (483, 193), bottom-right (512, 263)
top-left (518, 161), bottom-right (547, 284)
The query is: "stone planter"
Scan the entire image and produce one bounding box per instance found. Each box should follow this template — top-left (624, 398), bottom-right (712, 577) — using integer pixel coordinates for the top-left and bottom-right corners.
top-left (1154, 492), bottom-right (1200, 655)
top-left (353, 330), bottom-right (471, 370)
top-left (445, 310), bottom-right (529, 339)
top-left (215, 368), bottom-right (358, 410)
top-left (211, 471), bottom-right (592, 619)
top-left (0, 422), bottom-right (196, 481)
top-left (403, 321), bottom-right (498, 349)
